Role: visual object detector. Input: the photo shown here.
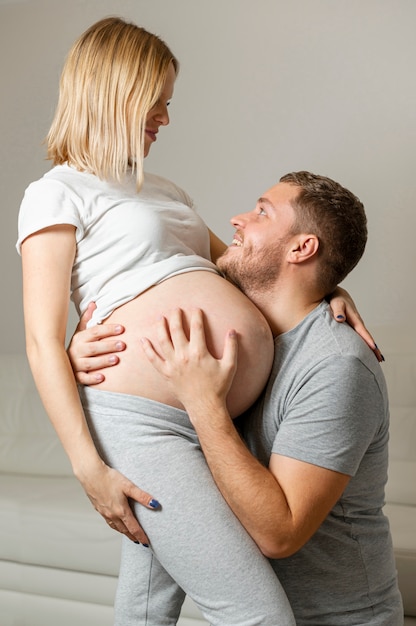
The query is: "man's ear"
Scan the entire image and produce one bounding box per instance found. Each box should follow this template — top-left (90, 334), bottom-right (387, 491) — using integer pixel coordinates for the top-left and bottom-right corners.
top-left (287, 234), bottom-right (319, 264)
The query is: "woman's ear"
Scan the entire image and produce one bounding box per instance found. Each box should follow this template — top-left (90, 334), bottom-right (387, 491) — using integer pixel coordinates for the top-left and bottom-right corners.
top-left (287, 234), bottom-right (319, 264)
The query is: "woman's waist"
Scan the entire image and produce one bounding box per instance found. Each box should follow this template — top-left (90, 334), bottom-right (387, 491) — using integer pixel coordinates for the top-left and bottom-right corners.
top-left (79, 385), bottom-right (188, 423)
top-left (79, 386), bottom-right (200, 444)
top-left (90, 350), bottom-right (186, 408)
top-left (88, 271), bottom-right (273, 412)
top-left (82, 263), bottom-right (219, 327)
top-left (100, 270), bottom-right (268, 339)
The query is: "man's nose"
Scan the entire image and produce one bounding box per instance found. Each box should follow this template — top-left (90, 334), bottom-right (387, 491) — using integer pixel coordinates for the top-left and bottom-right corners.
top-left (230, 212), bottom-right (250, 227)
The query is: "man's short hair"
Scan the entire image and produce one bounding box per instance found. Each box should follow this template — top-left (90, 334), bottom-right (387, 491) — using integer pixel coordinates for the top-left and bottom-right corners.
top-left (280, 171), bottom-right (367, 294)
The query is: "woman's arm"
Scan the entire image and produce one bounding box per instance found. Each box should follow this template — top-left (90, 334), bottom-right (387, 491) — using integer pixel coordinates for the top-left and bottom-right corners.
top-left (208, 228), bottom-right (227, 263)
top-left (21, 225), bottom-right (156, 544)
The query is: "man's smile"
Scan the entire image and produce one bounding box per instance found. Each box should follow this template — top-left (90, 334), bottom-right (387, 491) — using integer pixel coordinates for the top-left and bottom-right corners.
top-left (231, 233), bottom-right (243, 247)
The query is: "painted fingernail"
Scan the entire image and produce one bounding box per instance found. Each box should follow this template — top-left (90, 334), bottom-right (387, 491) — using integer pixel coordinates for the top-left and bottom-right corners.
top-left (142, 543), bottom-right (149, 548)
top-left (149, 499), bottom-right (160, 509)
top-left (374, 345), bottom-right (385, 362)
top-left (336, 315), bottom-right (345, 320)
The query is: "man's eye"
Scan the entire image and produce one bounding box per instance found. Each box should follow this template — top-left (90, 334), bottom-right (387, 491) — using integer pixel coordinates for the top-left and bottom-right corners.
top-left (258, 208), bottom-right (267, 215)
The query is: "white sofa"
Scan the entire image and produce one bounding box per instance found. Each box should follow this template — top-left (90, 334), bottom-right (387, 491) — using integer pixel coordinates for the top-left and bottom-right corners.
top-left (1, 328), bottom-right (415, 625)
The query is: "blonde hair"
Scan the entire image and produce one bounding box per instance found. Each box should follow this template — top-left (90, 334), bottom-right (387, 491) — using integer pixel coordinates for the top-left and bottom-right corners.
top-left (47, 17), bottom-right (179, 189)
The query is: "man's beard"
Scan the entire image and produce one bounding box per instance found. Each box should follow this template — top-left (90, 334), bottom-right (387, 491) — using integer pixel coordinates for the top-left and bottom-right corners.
top-left (217, 240), bottom-right (287, 298)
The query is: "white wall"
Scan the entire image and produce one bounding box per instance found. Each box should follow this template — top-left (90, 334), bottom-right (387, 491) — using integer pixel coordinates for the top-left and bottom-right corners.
top-left (1, 0), bottom-right (415, 352)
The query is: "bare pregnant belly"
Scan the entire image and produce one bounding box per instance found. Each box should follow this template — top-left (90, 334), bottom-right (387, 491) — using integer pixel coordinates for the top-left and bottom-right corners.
top-left (93, 271), bottom-right (274, 417)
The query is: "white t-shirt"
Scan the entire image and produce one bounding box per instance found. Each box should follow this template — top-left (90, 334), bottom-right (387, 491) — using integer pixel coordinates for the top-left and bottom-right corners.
top-left (17, 164), bottom-right (218, 326)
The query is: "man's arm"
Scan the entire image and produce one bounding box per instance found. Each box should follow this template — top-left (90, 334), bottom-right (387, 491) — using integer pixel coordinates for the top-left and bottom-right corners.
top-left (175, 397), bottom-right (350, 558)
top-left (140, 309), bottom-right (351, 558)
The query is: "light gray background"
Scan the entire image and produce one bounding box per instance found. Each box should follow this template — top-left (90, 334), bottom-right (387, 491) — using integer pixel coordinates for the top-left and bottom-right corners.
top-left (1, 0), bottom-right (415, 352)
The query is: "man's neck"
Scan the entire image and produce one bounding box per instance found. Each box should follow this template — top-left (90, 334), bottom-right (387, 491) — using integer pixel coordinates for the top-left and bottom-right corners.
top-left (245, 282), bottom-right (324, 338)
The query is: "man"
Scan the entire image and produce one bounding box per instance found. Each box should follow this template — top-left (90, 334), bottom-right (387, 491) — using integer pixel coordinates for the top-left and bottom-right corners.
top-left (70, 172), bottom-right (402, 625)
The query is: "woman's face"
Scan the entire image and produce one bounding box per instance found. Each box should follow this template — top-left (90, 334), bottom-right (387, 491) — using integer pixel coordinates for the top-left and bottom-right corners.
top-left (144, 62), bottom-right (176, 157)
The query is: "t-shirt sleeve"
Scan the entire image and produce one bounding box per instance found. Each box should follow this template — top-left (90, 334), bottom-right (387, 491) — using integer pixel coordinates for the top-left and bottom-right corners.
top-left (16, 178), bottom-right (84, 254)
top-left (272, 355), bottom-right (386, 476)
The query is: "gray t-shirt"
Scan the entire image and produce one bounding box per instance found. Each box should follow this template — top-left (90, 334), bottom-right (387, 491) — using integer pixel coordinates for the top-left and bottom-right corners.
top-left (242, 301), bottom-right (403, 625)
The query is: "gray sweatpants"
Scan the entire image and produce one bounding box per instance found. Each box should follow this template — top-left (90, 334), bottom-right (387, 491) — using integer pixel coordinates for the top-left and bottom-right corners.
top-left (80, 386), bottom-right (295, 626)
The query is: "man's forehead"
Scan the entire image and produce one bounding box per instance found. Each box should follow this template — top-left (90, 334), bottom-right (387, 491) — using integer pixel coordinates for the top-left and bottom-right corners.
top-left (258, 182), bottom-right (298, 209)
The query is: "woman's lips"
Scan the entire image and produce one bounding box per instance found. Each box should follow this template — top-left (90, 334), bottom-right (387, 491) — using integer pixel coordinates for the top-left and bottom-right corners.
top-left (145, 129), bottom-right (157, 141)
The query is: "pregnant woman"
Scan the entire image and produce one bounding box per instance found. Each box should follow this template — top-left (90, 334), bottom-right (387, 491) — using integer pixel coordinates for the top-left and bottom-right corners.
top-left (18, 16), bottom-right (369, 626)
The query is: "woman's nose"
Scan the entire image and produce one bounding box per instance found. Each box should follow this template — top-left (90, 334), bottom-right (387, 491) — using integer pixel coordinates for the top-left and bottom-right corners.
top-left (155, 104), bottom-right (169, 126)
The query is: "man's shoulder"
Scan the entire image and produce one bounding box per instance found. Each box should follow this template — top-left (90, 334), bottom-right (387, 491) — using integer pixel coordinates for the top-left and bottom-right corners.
top-left (277, 302), bottom-right (382, 379)
top-left (302, 302), bottom-right (372, 353)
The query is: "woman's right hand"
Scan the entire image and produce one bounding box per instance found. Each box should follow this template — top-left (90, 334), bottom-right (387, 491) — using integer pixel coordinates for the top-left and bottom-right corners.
top-left (21, 232), bottom-right (156, 544)
top-left (76, 456), bottom-right (160, 545)
top-left (68, 302), bottom-right (127, 384)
